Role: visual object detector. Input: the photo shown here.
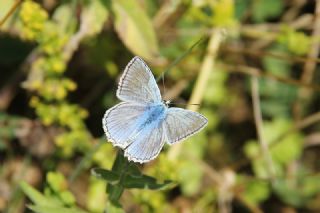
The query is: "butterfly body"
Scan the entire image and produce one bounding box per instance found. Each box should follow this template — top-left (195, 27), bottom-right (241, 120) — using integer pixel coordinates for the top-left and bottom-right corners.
top-left (123, 103), bottom-right (167, 146)
top-left (103, 56), bottom-right (208, 163)
top-left (138, 103), bottom-right (167, 129)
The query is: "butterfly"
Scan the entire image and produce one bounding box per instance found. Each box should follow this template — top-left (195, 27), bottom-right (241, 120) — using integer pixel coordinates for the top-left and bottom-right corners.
top-left (102, 56), bottom-right (208, 163)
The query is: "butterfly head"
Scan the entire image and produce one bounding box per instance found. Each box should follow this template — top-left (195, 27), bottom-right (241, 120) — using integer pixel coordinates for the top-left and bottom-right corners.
top-left (163, 100), bottom-right (171, 107)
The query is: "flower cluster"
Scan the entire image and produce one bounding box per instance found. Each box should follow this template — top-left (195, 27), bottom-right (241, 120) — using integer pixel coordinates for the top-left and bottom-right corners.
top-left (19, 0), bottom-right (91, 157)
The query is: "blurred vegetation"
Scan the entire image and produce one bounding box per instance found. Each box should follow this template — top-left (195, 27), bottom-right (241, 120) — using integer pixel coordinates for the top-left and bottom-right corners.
top-left (1, 0), bottom-right (320, 212)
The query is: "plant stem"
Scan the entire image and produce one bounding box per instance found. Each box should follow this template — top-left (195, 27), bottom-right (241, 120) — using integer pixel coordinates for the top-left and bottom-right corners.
top-left (0, 0), bottom-right (22, 28)
top-left (251, 76), bottom-right (276, 180)
top-left (168, 29), bottom-right (224, 161)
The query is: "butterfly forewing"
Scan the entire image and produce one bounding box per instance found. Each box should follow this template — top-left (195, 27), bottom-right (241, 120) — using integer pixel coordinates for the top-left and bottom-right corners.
top-left (163, 108), bottom-right (208, 144)
top-left (117, 56), bottom-right (162, 104)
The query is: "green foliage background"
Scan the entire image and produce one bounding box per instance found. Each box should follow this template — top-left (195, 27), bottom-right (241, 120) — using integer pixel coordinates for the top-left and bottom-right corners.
top-left (1, 0), bottom-right (320, 212)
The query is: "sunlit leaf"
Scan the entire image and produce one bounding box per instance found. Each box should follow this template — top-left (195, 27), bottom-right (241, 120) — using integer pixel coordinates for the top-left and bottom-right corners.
top-left (91, 168), bottom-right (120, 184)
top-left (81, 0), bottom-right (109, 36)
top-left (112, 0), bottom-right (159, 60)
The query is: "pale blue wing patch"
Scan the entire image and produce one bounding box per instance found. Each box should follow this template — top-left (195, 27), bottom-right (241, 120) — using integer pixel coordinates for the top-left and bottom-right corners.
top-left (163, 108), bottom-right (208, 145)
top-left (117, 56), bottom-right (162, 104)
top-left (102, 102), bottom-right (147, 149)
top-left (124, 121), bottom-right (166, 163)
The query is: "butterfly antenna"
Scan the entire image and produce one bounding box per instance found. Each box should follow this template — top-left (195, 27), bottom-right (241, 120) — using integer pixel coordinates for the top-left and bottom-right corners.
top-left (169, 102), bottom-right (200, 106)
top-left (162, 72), bottom-right (166, 95)
top-left (156, 36), bottom-right (207, 83)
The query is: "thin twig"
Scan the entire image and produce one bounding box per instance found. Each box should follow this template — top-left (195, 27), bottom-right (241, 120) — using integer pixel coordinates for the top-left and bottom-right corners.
top-left (188, 29), bottom-right (223, 111)
top-left (167, 29), bottom-right (223, 161)
top-left (296, 0), bottom-right (320, 119)
top-left (0, 0), bottom-right (22, 27)
top-left (222, 45), bottom-right (320, 64)
top-left (251, 77), bottom-right (276, 180)
top-left (300, 0), bottom-right (320, 84)
top-left (220, 63), bottom-right (320, 91)
top-left (156, 36), bottom-right (206, 82)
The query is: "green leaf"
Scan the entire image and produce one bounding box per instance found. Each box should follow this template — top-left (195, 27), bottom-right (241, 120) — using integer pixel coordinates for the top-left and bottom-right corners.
top-left (127, 162), bottom-right (142, 177)
top-left (239, 177), bottom-right (270, 205)
top-left (235, 0), bottom-right (250, 19)
top-left (179, 160), bottom-right (204, 196)
top-left (112, 0), bottom-right (159, 60)
top-left (111, 151), bottom-right (127, 173)
top-left (212, 0), bottom-right (237, 27)
top-left (123, 174), bottom-right (175, 190)
top-left (87, 178), bottom-right (107, 213)
top-left (278, 27), bottom-right (311, 56)
top-left (105, 201), bottom-right (125, 213)
top-left (107, 184), bottom-right (124, 207)
top-left (91, 168), bottom-right (120, 184)
top-left (252, 0), bottom-right (284, 22)
top-left (262, 44), bottom-right (291, 77)
top-left (28, 205), bottom-right (88, 213)
top-left (273, 179), bottom-right (307, 207)
top-left (19, 182), bottom-right (62, 207)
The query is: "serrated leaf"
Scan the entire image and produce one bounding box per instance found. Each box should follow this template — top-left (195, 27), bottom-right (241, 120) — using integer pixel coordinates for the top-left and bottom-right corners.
top-left (127, 162), bottom-right (142, 177)
top-left (124, 174), bottom-right (175, 190)
top-left (91, 168), bottom-right (120, 184)
top-left (28, 205), bottom-right (89, 213)
top-left (112, 0), bottom-right (159, 60)
top-left (107, 184), bottom-right (124, 207)
top-left (112, 151), bottom-right (127, 173)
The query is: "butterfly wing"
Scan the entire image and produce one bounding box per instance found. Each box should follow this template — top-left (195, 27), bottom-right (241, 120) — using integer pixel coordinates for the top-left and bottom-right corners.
top-left (124, 120), bottom-right (166, 163)
top-left (117, 56), bottom-right (162, 104)
top-left (102, 102), bottom-right (147, 149)
top-left (163, 108), bottom-right (208, 144)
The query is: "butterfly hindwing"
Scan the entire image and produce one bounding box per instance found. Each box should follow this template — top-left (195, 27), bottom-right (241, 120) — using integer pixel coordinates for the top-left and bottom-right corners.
top-left (163, 107), bottom-right (208, 145)
top-left (102, 102), bottom-right (147, 149)
top-left (117, 56), bottom-right (162, 104)
top-left (124, 121), bottom-right (166, 163)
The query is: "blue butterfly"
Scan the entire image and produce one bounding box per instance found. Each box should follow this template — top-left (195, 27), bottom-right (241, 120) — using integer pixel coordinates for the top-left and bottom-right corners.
top-left (102, 56), bottom-right (208, 163)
